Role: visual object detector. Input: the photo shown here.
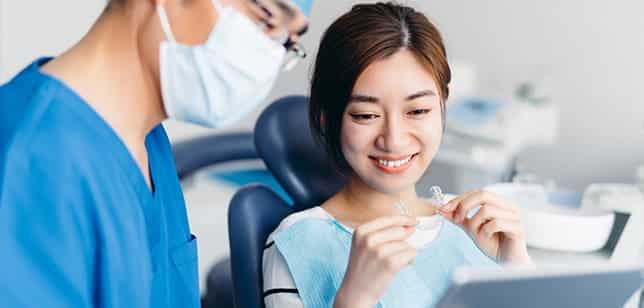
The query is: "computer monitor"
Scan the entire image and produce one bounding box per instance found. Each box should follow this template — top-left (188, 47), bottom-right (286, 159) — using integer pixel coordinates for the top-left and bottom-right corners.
top-left (436, 263), bottom-right (643, 308)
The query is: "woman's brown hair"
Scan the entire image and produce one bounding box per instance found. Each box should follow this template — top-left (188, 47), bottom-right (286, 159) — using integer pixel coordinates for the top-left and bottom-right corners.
top-left (309, 2), bottom-right (451, 172)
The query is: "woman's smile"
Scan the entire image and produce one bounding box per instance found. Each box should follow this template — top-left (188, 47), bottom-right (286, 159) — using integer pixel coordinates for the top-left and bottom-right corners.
top-left (369, 153), bottom-right (419, 174)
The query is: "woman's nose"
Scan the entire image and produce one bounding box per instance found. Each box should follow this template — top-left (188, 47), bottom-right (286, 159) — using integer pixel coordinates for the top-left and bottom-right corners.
top-left (376, 115), bottom-right (410, 152)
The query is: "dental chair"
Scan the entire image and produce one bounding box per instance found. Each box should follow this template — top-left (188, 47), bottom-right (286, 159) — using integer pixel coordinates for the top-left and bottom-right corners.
top-left (173, 132), bottom-right (258, 308)
top-left (173, 132), bottom-right (257, 180)
top-left (173, 95), bottom-right (343, 308)
top-left (228, 95), bottom-right (347, 308)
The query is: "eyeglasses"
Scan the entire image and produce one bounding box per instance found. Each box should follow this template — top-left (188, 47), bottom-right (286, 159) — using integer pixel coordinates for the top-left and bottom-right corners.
top-left (282, 37), bottom-right (307, 71)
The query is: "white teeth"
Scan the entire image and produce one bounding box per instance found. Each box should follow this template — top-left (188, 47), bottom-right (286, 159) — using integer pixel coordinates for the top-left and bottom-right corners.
top-left (378, 155), bottom-right (413, 168)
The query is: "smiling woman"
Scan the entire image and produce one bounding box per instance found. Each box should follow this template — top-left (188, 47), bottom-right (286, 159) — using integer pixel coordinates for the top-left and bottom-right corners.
top-left (262, 2), bottom-right (533, 308)
top-left (340, 49), bottom-right (444, 194)
top-left (309, 2), bottom-right (450, 174)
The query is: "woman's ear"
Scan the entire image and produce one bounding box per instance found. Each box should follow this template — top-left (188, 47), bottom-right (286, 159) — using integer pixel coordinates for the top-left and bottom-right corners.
top-left (320, 113), bottom-right (327, 136)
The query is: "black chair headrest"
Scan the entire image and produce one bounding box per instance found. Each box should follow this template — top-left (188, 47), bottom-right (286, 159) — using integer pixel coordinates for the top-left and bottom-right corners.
top-left (254, 95), bottom-right (347, 210)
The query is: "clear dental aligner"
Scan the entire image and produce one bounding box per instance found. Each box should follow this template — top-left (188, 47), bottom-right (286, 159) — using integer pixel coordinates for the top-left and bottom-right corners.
top-left (429, 185), bottom-right (446, 207)
top-left (422, 185), bottom-right (446, 230)
top-left (394, 185), bottom-right (445, 230)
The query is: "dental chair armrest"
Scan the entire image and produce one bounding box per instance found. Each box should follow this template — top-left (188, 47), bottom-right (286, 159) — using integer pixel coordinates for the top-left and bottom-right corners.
top-left (172, 132), bottom-right (257, 180)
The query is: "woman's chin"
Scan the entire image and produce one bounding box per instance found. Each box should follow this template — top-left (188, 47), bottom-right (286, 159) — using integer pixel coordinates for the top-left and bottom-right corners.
top-left (364, 178), bottom-right (419, 196)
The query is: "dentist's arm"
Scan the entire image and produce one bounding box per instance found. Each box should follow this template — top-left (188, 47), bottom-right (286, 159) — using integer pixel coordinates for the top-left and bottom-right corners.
top-left (0, 162), bottom-right (94, 307)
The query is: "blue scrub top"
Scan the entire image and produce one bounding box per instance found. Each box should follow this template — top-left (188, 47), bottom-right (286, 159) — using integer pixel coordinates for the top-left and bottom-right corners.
top-left (0, 58), bottom-right (200, 308)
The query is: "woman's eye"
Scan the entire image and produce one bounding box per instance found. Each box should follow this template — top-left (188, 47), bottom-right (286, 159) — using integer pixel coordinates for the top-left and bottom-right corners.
top-left (408, 109), bottom-right (431, 116)
top-left (350, 113), bottom-right (379, 121)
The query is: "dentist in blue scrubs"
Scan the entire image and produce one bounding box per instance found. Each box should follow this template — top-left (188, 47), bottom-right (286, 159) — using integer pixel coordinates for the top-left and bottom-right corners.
top-left (0, 0), bottom-right (312, 307)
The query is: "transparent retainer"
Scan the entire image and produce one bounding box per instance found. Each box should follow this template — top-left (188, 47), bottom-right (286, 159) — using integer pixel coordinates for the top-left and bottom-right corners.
top-left (394, 185), bottom-right (446, 230)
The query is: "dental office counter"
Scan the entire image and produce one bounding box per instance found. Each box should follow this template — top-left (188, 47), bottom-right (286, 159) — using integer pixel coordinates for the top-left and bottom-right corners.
top-left (527, 247), bottom-right (612, 266)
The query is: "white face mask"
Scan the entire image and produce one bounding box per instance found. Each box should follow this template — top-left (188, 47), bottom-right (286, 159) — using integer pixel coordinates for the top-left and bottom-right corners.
top-left (157, 0), bottom-right (286, 128)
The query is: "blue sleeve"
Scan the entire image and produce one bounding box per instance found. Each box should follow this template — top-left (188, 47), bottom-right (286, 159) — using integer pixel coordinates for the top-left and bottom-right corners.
top-left (0, 154), bottom-right (96, 307)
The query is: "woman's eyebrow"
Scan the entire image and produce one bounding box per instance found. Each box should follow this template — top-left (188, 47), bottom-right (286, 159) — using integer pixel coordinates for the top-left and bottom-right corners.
top-left (406, 90), bottom-right (436, 101)
top-left (348, 94), bottom-right (379, 103)
top-left (349, 90), bottom-right (435, 104)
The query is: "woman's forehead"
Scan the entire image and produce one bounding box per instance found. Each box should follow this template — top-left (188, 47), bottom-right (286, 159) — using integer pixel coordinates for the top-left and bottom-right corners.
top-left (352, 50), bottom-right (439, 94)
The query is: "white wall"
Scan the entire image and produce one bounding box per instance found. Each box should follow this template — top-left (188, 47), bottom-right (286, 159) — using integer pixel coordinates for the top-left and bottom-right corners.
top-left (1, 0), bottom-right (643, 190)
top-left (420, 0), bottom-right (644, 190)
top-left (0, 1), bottom-right (102, 80)
top-left (0, 0), bottom-right (4, 74)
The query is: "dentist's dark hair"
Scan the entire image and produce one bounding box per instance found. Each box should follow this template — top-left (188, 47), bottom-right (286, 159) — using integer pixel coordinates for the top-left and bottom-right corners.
top-left (308, 1), bottom-right (451, 172)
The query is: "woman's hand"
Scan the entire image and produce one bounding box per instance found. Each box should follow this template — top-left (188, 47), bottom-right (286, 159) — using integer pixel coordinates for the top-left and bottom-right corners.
top-left (334, 215), bottom-right (418, 308)
top-left (439, 190), bottom-right (534, 266)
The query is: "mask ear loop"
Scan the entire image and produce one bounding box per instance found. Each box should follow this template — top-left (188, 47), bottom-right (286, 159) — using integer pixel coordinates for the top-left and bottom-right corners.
top-left (156, 5), bottom-right (177, 43)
